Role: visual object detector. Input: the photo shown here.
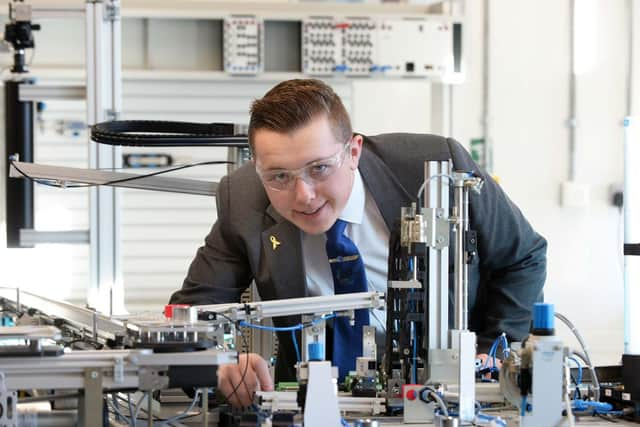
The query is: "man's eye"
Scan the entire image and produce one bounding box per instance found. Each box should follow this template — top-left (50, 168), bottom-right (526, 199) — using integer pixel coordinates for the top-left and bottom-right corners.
top-left (309, 164), bottom-right (332, 178)
top-left (268, 172), bottom-right (290, 183)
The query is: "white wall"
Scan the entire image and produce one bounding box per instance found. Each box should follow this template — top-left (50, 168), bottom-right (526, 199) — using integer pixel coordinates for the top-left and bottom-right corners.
top-left (451, 0), bottom-right (627, 366)
top-left (0, 1), bottom-right (632, 365)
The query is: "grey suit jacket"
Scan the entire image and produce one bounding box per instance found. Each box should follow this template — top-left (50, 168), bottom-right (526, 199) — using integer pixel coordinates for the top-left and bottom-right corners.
top-left (170, 133), bottom-right (547, 381)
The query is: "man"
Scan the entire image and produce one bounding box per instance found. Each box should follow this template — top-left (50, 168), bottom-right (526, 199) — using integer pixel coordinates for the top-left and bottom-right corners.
top-left (170, 79), bottom-right (547, 407)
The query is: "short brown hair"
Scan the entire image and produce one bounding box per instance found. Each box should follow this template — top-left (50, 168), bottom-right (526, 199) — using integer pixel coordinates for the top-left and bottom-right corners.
top-left (248, 79), bottom-right (352, 151)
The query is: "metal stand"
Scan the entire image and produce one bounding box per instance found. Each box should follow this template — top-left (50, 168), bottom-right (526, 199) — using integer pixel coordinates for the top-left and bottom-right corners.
top-left (85, 0), bottom-right (123, 315)
top-left (449, 172), bottom-right (482, 423)
top-left (81, 368), bottom-right (104, 427)
top-left (4, 79), bottom-right (34, 248)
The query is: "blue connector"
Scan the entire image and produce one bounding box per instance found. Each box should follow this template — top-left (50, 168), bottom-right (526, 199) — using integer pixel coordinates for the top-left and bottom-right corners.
top-left (532, 302), bottom-right (554, 334)
top-left (308, 342), bottom-right (324, 361)
top-left (572, 399), bottom-right (614, 413)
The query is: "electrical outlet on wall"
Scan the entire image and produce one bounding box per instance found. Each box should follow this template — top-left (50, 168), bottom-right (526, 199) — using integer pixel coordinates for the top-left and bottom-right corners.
top-left (609, 183), bottom-right (624, 208)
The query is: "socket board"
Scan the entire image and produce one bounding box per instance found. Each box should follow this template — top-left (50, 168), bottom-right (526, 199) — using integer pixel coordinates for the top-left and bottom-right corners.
top-left (302, 17), bottom-right (456, 78)
top-left (377, 19), bottom-right (452, 77)
top-left (341, 17), bottom-right (377, 76)
top-left (223, 15), bottom-right (264, 75)
top-left (302, 17), bottom-right (341, 76)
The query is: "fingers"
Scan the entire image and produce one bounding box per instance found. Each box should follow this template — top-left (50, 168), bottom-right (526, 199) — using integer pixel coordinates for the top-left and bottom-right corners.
top-left (217, 353), bottom-right (271, 408)
top-left (476, 352), bottom-right (502, 380)
top-left (217, 372), bottom-right (242, 407)
top-left (250, 354), bottom-right (274, 392)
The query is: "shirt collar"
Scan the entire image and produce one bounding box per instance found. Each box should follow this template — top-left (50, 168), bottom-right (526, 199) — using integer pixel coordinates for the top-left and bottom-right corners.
top-left (339, 169), bottom-right (365, 225)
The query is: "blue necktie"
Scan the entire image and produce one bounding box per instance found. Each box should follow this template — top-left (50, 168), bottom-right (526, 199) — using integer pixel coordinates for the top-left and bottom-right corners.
top-left (325, 219), bottom-right (370, 380)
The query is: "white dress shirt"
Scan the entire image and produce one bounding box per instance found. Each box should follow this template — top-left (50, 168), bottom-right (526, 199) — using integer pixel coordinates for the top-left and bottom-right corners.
top-left (302, 169), bottom-right (390, 332)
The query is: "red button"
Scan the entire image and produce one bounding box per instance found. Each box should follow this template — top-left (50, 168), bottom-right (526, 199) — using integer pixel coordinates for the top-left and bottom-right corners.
top-left (407, 389), bottom-right (417, 401)
top-left (164, 304), bottom-right (190, 319)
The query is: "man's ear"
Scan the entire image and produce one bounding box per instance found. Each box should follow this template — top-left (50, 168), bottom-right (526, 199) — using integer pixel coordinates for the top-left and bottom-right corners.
top-left (349, 134), bottom-right (364, 170)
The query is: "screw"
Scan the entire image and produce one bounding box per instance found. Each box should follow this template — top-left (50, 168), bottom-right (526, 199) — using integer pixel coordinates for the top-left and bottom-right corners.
top-left (90, 371), bottom-right (98, 379)
top-left (437, 236), bottom-right (444, 243)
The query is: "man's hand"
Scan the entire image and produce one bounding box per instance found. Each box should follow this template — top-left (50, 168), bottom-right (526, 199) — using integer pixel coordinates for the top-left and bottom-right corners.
top-left (476, 352), bottom-right (503, 369)
top-left (217, 352), bottom-right (274, 407)
top-left (476, 352), bottom-right (503, 380)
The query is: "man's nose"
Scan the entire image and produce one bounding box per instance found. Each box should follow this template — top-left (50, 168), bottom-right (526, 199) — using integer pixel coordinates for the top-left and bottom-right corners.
top-left (293, 175), bottom-right (316, 204)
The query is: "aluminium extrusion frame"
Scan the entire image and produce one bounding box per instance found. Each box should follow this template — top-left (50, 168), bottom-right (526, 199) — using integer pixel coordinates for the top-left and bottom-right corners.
top-left (0, 287), bottom-right (230, 347)
top-left (0, 348), bottom-right (235, 391)
top-left (9, 160), bottom-right (218, 196)
top-left (424, 160), bottom-right (451, 351)
top-left (420, 164), bottom-right (479, 423)
top-left (0, 287), bottom-right (126, 341)
top-left (7, 0), bottom-right (123, 313)
top-left (196, 291), bottom-right (385, 322)
top-left (256, 390), bottom-right (386, 415)
top-left (0, 347), bottom-right (235, 426)
top-left (85, 0), bottom-right (123, 316)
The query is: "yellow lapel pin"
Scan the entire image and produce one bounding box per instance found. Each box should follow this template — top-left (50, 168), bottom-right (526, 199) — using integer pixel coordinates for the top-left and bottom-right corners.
top-left (270, 235), bottom-right (281, 250)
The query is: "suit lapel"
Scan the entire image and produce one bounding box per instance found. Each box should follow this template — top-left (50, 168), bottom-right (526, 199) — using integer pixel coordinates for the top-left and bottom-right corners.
top-left (261, 205), bottom-right (307, 300)
top-left (358, 143), bottom-right (414, 231)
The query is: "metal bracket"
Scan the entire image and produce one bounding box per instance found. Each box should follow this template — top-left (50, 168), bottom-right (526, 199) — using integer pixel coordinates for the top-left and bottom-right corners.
top-left (105, 108), bottom-right (120, 121)
top-left (362, 325), bottom-right (376, 360)
top-left (138, 366), bottom-right (169, 390)
top-left (0, 372), bottom-right (17, 425)
top-left (388, 279), bottom-right (422, 289)
top-left (104, 2), bottom-right (120, 21)
top-left (425, 207), bottom-right (449, 250)
top-left (82, 368), bottom-right (103, 427)
top-left (113, 357), bottom-right (124, 384)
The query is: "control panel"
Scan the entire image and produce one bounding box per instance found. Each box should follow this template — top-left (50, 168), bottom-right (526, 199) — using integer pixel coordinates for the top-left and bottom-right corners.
top-left (302, 16), bottom-right (456, 79)
top-left (341, 18), bottom-right (377, 76)
top-left (378, 19), bottom-right (453, 77)
top-left (302, 17), bottom-right (341, 76)
top-left (223, 15), bottom-right (264, 75)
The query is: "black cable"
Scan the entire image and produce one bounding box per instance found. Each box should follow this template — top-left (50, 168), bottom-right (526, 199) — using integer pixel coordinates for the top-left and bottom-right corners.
top-left (64, 338), bottom-right (104, 349)
top-left (221, 329), bottom-right (252, 406)
top-left (101, 160), bottom-right (233, 186)
top-left (90, 120), bottom-right (248, 147)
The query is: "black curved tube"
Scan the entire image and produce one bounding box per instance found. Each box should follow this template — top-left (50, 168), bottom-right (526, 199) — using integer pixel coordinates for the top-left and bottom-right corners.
top-left (90, 120), bottom-right (249, 147)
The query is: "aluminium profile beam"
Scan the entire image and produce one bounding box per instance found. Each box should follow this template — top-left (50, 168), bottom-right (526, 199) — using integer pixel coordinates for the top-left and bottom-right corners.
top-left (9, 161), bottom-right (217, 196)
top-left (256, 391), bottom-right (386, 414)
top-left (0, 287), bottom-right (126, 339)
top-left (197, 291), bottom-right (385, 321)
top-left (425, 160), bottom-right (450, 350)
top-left (1, 348), bottom-right (235, 390)
top-left (19, 230), bottom-right (90, 245)
top-left (19, 83), bottom-right (86, 101)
